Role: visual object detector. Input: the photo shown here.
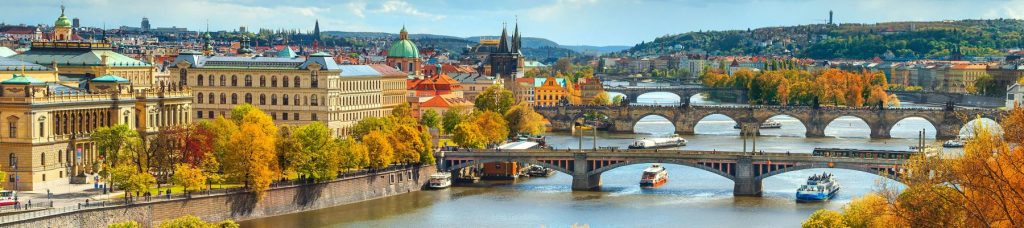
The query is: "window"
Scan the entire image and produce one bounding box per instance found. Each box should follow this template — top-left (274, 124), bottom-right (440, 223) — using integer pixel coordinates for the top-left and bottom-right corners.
top-left (220, 93), bottom-right (227, 104)
top-left (231, 93), bottom-right (238, 104)
top-left (294, 77), bottom-right (301, 88)
top-left (38, 121), bottom-right (44, 137)
top-left (219, 75), bottom-right (226, 86)
top-left (179, 69), bottom-right (187, 86)
top-left (58, 150), bottom-right (63, 164)
top-left (312, 113), bottom-right (318, 121)
top-left (283, 113), bottom-right (288, 120)
top-left (311, 95), bottom-right (318, 106)
top-left (408, 63), bottom-right (414, 72)
top-left (40, 152), bottom-right (45, 166)
top-left (283, 95), bottom-right (290, 105)
top-left (209, 75), bottom-right (215, 86)
top-left (293, 113), bottom-right (299, 120)
top-left (271, 113), bottom-right (276, 120)
top-left (197, 75), bottom-right (204, 86)
top-left (294, 95), bottom-right (300, 106)
top-left (260, 76), bottom-right (266, 87)
top-left (197, 111), bottom-right (203, 119)
top-left (245, 75), bottom-right (252, 87)
top-left (7, 153), bottom-right (14, 168)
top-left (311, 71), bottom-right (319, 88)
top-left (283, 76), bottom-right (289, 87)
top-left (260, 94), bottom-right (266, 105)
top-left (231, 75), bottom-right (238, 87)
top-left (244, 93), bottom-right (252, 104)
top-left (208, 111), bottom-right (213, 118)
top-left (272, 94), bottom-right (278, 105)
top-left (271, 76), bottom-right (278, 87)
top-left (197, 93), bottom-right (204, 103)
top-left (7, 119), bottom-right (16, 138)
top-left (208, 93), bottom-right (214, 104)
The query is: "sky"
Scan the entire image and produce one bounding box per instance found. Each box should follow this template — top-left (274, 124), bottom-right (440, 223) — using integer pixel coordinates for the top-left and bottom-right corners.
top-left (4, 0), bottom-right (1024, 46)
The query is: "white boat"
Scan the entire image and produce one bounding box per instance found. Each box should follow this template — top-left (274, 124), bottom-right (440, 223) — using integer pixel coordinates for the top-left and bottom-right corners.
top-left (428, 172), bottom-right (452, 189)
top-left (629, 135), bottom-right (687, 149)
top-left (796, 172), bottom-right (840, 202)
top-left (734, 120), bottom-right (782, 129)
top-left (943, 135), bottom-right (969, 148)
top-left (640, 164), bottom-right (668, 188)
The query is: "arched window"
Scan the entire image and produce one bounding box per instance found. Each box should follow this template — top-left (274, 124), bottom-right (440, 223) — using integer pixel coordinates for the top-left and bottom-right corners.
top-left (259, 76), bottom-right (266, 87)
top-left (396, 63), bottom-right (402, 71)
top-left (408, 63), bottom-right (414, 72)
top-left (197, 93), bottom-right (204, 103)
top-left (209, 75), bottom-right (215, 86)
top-left (272, 94), bottom-right (277, 105)
top-left (311, 95), bottom-right (318, 106)
top-left (208, 93), bottom-right (214, 104)
top-left (293, 94), bottom-right (300, 106)
top-left (220, 93), bottom-right (227, 104)
top-left (179, 69), bottom-right (187, 86)
top-left (283, 76), bottom-right (290, 88)
top-left (197, 75), bottom-right (204, 86)
top-left (271, 76), bottom-right (278, 87)
top-left (231, 75), bottom-right (238, 87)
top-left (311, 71), bottom-right (319, 88)
top-left (231, 93), bottom-right (238, 104)
top-left (219, 75), bottom-right (226, 86)
top-left (244, 75), bottom-right (252, 87)
top-left (8, 153), bottom-right (14, 167)
top-left (259, 94), bottom-right (266, 105)
top-left (58, 149), bottom-right (63, 164)
top-left (294, 77), bottom-right (301, 88)
top-left (7, 116), bottom-right (18, 138)
top-left (244, 93), bottom-right (252, 104)
top-left (283, 94), bottom-right (290, 105)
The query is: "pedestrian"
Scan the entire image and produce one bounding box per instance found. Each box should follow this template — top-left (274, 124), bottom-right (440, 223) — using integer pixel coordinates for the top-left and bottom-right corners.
top-left (46, 189), bottom-right (51, 199)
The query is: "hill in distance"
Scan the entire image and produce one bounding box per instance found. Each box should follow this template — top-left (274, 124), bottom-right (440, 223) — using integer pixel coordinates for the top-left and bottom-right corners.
top-left (325, 31), bottom-right (629, 54)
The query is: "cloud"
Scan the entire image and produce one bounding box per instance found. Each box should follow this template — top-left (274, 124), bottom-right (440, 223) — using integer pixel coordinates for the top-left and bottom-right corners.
top-left (373, 1), bottom-right (446, 20)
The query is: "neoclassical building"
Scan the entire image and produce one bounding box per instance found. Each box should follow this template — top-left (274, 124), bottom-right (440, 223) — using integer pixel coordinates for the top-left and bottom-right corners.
top-left (385, 26), bottom-right (421, 75)
top-left (171, 51), bottom-right (406, 136)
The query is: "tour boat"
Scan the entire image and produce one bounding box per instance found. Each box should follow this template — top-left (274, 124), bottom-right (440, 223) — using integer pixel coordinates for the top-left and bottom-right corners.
top-left (733, 120), bottom-right (782, 129)
top-left (639, 164), bottom-right (668, 188)
top-left (628, 135), bottom-right (687, 149)
top-left (526, 165), bottom-right (555, 177)
top-left (428, 172), bottom-right (452, 189)
top-left (943, 135), bottom-right (968, 148)
top-left (796, 172), bottom-right (840, 202)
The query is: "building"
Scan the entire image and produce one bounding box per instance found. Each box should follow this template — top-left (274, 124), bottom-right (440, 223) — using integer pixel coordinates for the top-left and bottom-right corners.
top-left (534, 76), bottom-right (571, 106)
top-left (386, 26), bottom-right (421, 75)
top-left (1007, 83), bottom-right (1024, 108)
top-left (940, 63), bottom-right (988, 93)
top-left (512, 77), bottom-right (535, 105)
top-left (141, 17), bottom-right (151, 31)
top-left (407, 65), bottom-right (473, 117)
top-left (451, 73), bottom-right (502, 102)
top-left (578, 77), bottom-right (605, 104)
top-left (171, 51), bottom-right (401, 136)
top-left (0, 26), bottom-right (42, 41)
top-left (479, 23), bottom-right (525, 81)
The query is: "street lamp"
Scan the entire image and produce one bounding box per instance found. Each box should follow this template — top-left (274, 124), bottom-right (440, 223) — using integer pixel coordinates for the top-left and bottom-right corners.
top-left (10, 156), bottom-right (17, 192)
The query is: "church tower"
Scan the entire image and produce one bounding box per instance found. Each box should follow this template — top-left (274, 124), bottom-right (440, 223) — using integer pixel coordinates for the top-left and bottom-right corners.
top-left (386, 26), bottom-right (421, 75)
top-left (53, 5), bottom-right (73, 41)
top-left (486, 21), bottom-right (525, 81)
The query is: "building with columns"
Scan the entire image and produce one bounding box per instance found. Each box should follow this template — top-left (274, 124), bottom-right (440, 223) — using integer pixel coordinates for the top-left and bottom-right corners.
top-left (171, 51), bottom-right (405, 136)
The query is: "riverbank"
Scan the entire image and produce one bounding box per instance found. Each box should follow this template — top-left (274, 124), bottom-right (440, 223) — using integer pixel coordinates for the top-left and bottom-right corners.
top-left (1, 165), bottom-right (434, 227)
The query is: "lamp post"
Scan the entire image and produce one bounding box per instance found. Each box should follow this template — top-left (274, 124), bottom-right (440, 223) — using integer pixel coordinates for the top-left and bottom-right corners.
top-left (11, 156), bottom-right (17, 192)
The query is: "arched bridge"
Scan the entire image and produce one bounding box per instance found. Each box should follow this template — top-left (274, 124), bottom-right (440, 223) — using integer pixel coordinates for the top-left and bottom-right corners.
top-left (536, 105), bottom-right (1004, 139)
top-left (440, 149), bottom-right (907, 196)
top-left (603, 85), bottom-right (748, 104)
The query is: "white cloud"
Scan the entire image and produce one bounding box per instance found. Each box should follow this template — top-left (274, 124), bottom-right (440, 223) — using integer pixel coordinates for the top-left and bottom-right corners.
top-left (371, 0), bottom-right (446, 21)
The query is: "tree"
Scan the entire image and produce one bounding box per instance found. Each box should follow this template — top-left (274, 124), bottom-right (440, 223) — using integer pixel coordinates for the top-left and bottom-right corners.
top-left (290, 122), bottom-right (340, 182)
top-left (802, 209), bottom-right (847, 228)
top-left (337, 137), bottom-right (369, 170)
top-left (389, 125), bottom-right (423, 165)
top-left (452, 123), bottom-right (486, 149)
top-left (554, 57), bottom-right (573, 74)
top-left (504, 103), bottom-right (547, 136)
top-left (472, 111), bottom-right (509, 146)
top-left (474, 85), bottom-right (515, 114)
top-left (592, 91), bottom-right (611, 105)
top-left (109, 164), bottom-right (155, 199)
top-left (611, 95), bottom-right (624, 106)
top-left (108, 220), bottom-right (140, 228)
top-left (441, 108), bottom-right (465, 134)
top-left (223, 107), bottom-right (278, 199)
top-left (363, 131), bottom-right (394, 169)
top-left (420, 109), bottom-right (441, 130)
top-left (92, 124), bottom-right (140, 170)
top-left (171, 164), bottom-right (207, 194)
top-left (350, 116), bottom-right (388, 140)
top-left (840, 193), bottom-right (890, 228)
top-left (157, 215), bottom-right (239, 228)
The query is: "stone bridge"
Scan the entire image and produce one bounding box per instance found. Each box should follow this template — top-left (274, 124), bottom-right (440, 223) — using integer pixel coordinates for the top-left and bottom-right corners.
top-left (536, 104), bottom-right (1004, 139)
top-left (603, 85), bottom-right (748, 104)
top-left (440, 149), bottom-right (906, 196)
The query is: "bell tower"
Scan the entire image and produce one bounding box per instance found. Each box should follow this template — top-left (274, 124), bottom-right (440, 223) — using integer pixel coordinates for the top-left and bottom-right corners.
top-left (53, 5), bottom-right (73, 41)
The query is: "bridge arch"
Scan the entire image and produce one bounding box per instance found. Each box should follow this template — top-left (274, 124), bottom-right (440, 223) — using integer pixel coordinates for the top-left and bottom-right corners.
top-left (758, 114), bottom-right (810, 137)
top-left (823, 115), bottom-right (874, 138)
top-left (754, 163), bottom-right (902, 183)
top-left (630, 113), bottom-right (677, 134)
top-left (691, 112), bottom-right (742, 135)
top-left (960, 117), bottom-right (1003, 136)
top-left (888, 116), bottom-right (940, 139)
top-left (586, 159), bottom-right (736, 181)
top-left (635, 91), bottom-right (683, 105)
top-left (445, 157), bottom-right (573, 176)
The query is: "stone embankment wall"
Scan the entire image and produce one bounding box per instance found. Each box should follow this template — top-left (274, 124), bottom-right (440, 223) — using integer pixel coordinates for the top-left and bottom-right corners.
top-left (7, 165), bottom-right (435, 227)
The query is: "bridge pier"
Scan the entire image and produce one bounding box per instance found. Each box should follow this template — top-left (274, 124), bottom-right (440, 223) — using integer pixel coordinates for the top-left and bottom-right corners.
top-left (806, 125), bottom-right (826, 138)
top-left (870, 126), bottom-right (891, 139)
top-left (571, 152), bottom-right (602, 191)
top-left (733, 157), bottom-right (763, 196)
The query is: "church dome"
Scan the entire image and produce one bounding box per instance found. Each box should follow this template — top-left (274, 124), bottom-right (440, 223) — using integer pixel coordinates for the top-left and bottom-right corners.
top-left (54, 6), bottom-right (71, 28)
top-left (388, 39), bottom-right (419, 58)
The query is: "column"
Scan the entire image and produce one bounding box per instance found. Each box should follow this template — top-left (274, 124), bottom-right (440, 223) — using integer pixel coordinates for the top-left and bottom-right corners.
top-left (733, 157), bottom-right (763, 196)
top-left (571, 152), bottom-right (601, 191)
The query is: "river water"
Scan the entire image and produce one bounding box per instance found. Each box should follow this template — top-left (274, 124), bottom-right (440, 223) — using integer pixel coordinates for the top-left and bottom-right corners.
top-left (240, 82), bottom-right (998, 228)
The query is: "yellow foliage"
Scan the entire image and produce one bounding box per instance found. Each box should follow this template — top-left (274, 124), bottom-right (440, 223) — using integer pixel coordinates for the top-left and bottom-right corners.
top-left (363, 130), bottom-right (394, 169)
top-left (802, 209), bottom-right (848, 228)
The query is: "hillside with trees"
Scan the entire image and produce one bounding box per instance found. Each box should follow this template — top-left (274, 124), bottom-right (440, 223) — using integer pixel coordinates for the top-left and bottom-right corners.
top-left (627, 19), bottom-right (1024, 60)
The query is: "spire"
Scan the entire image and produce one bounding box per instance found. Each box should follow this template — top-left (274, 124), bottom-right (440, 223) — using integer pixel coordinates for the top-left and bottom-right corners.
top-left (498, 22), bottom-right (509, 53)
top-left (313, 19), bottom-right (321, 42)
top-left (512, 19), bottom-right (521, 53)
top-left (399, 25), bottom-right (409, 40)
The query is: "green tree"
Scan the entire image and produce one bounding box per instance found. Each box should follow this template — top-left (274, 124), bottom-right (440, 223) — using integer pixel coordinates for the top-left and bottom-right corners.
top-left (157, 215), bottom-right (239, 228)
top-left (109, 164), bottom-right (155, 199)
top-left (290, 122), bottom-right (340, 182)
top-left (592, 91), bottom-right (611, 105)
top-left (350, 116), bottom-right (389, 140)
top-left (337, 137), bottom-right (370, 170)
top-left (441, 108), bottom-right (465, 134)
top-left (474, 85), bottom-right (515, 114)
top-left (92, 125), bottom-right (140, 171)
top-left (611, 95), bottom-right (624, 105)
top-left (107, 220), bottom-right (140, 228)
top-left (420, 109), bottom-right (441, 130)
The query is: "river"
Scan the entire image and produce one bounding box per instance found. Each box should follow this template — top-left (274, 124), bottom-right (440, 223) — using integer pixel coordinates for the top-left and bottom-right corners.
top-left (240, 82), bottom-right (998, 227)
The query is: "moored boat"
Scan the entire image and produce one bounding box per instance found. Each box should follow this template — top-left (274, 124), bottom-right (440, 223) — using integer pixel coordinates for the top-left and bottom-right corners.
top-left (526, 165), bottom-right (555, 177)
top-left (639, 164), bottom-right (668, 188)
top-left (428, 172), bottom-right (452, 189)
top-left (796, 172), bottom-right (840, 202)
top-left (628, 135), bottom-right (687, 149)
top-left (734, 120), bottom-right (782, 129)
top-left (943, 135), bottom-right (967, 148)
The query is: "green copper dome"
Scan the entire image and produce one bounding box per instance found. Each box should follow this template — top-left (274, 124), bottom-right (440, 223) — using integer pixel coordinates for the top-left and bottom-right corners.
top-left (388, 39), bottom-right (419, 58)
top-left (54, 6), bottom-right (71, 28)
